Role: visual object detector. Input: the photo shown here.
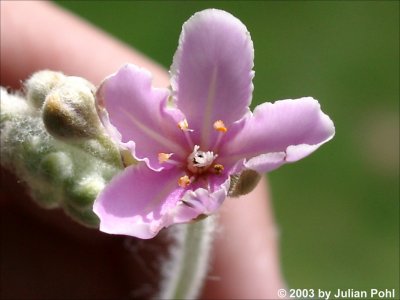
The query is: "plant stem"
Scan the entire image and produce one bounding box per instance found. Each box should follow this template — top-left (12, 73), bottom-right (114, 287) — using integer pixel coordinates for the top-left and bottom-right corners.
top-left (159, 217), bottom-right (215, 299)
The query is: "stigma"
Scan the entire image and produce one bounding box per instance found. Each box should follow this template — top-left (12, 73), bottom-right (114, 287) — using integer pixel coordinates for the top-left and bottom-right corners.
top-left (187, 145), bottom-right (217, 174)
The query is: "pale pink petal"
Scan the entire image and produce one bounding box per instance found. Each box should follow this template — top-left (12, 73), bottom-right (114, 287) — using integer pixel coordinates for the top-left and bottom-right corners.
top-left (220, 97), bottom-right (335, 173)
top-left (243, 152), bottom-right (287, 173)
top-left (171, 9), bottom-right (254, 148)
top-left (173, 176), bottom-right (230, 222)
top-left (96, 64), bottom-right (187, 171)
top-left (93, 164), bottom-right (187, 239)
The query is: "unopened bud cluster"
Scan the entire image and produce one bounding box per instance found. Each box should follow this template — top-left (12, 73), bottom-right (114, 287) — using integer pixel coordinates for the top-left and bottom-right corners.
top-left (0, 71), bottom-right (124, 227)
top-left (26, 71), bottom-right (102, 139)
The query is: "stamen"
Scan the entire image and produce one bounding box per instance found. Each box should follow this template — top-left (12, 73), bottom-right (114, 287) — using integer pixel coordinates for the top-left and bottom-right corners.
top-left (212, 164), bottom-right (224, 175)
top-left (178, 119), bottom-right (192, 132)
top-left (213, 132), bottom-right (224, 152)
top-left (157, 152), bottom-right (182, 167)
top-left (158, 152), bottom-right (173, 164)
top-left (178, 119), bottom-right (194, 149)
top-left (183, 131), bottom-right (194, 150)
top-left (213, 120), bottom-right (227, 133)
top-left (212, 120), bottom-right (228, 151)
top-left (178, 175), bottom-right (191, 188)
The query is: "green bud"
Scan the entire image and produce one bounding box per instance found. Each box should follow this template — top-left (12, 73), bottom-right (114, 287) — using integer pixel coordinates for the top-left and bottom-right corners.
top-left (65, 174), bottom-right (105, 209)
top-left (0, 87), bottom-right (34, 123)
top-left (228, 169), bottom-right (262, 197)
top-left (42, 77), bottom-right (103, 140)
top-left (38, 151), bottom-right (73, 184)
top-left (1, 75), bottom-right (123, 228)
top-left (25, 70), bottom-right (65, 108)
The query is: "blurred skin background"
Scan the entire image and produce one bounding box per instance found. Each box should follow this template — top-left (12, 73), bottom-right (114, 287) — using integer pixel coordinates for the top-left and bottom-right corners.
top-left (1, 0), bottom-right (398, 296)
top-left (56, 0), bottom-right (399, 291)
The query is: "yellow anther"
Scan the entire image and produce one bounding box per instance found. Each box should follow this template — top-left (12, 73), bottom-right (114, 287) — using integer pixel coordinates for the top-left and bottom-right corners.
top-left (178, 175), bottom-right (191, 188)
top-left (158, 153), bottom-right (172, 164)
top-left (178, 119), bottom-right (191, 131)
top-left (213, 120), bottom-right (227, 133)
top-left (213, 164), bottom-right (224, 175)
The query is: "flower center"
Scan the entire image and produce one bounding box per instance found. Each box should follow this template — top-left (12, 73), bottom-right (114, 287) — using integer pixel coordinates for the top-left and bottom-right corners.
top-left (176, 145), bottom-right (224, 188)
top-left (159, 119), bottom-right (228, 188)
top-left (187, 145), bottom-right (217, 174)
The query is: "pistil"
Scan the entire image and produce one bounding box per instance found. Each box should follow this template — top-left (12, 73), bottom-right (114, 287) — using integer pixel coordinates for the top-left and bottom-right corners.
top-left (187, 145), bottom-right (217, 174)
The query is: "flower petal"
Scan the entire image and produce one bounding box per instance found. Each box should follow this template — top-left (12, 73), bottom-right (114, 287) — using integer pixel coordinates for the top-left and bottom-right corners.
top-left (171, 9), bottom-right (254, 148)
top-left (93, 164), bottom-right (187, 239)
top-left (97, 64), bottom-right (187, 171)
top-left (220, 97), bottom-right (335, 173)
top-left (173, 176), bottom-right (230, 222)
top-left (243, 152), bottom-right (287, 173)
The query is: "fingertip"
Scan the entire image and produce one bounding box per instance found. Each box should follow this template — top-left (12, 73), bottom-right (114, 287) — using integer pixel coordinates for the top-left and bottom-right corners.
top-left (0, 1), bottom-right (169, 88)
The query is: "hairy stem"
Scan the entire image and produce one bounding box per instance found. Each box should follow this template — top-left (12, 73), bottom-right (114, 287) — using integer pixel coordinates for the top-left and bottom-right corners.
top-left (159, 217), bottom-right (215, 299)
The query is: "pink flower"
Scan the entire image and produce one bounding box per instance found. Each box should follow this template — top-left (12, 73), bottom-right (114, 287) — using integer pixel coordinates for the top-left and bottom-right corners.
top-left (93, 9), bottom-right (335, 239)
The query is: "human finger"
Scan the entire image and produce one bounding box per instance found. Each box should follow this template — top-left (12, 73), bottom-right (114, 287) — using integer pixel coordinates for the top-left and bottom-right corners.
top-left (0, 1), bottom-right (168, 88)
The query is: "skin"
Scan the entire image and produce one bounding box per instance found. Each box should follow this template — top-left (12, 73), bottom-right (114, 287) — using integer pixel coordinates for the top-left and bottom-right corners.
top-left (0, 1), bottom-right (286, 298)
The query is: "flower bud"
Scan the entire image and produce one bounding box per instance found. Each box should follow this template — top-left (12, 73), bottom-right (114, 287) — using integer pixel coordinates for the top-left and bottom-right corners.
top-left (38, 151), bottom-right (74, 183)
top-left (1, 77), bottom-right (123, 228)
top-left (228, 169), bottom-right (262, 197)
top-left (65, 174), bottom-right (105, 209)
top-left (25, 70), bottom-right (65, 108)
top-left (42, 77), bottom-right (103, 140)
